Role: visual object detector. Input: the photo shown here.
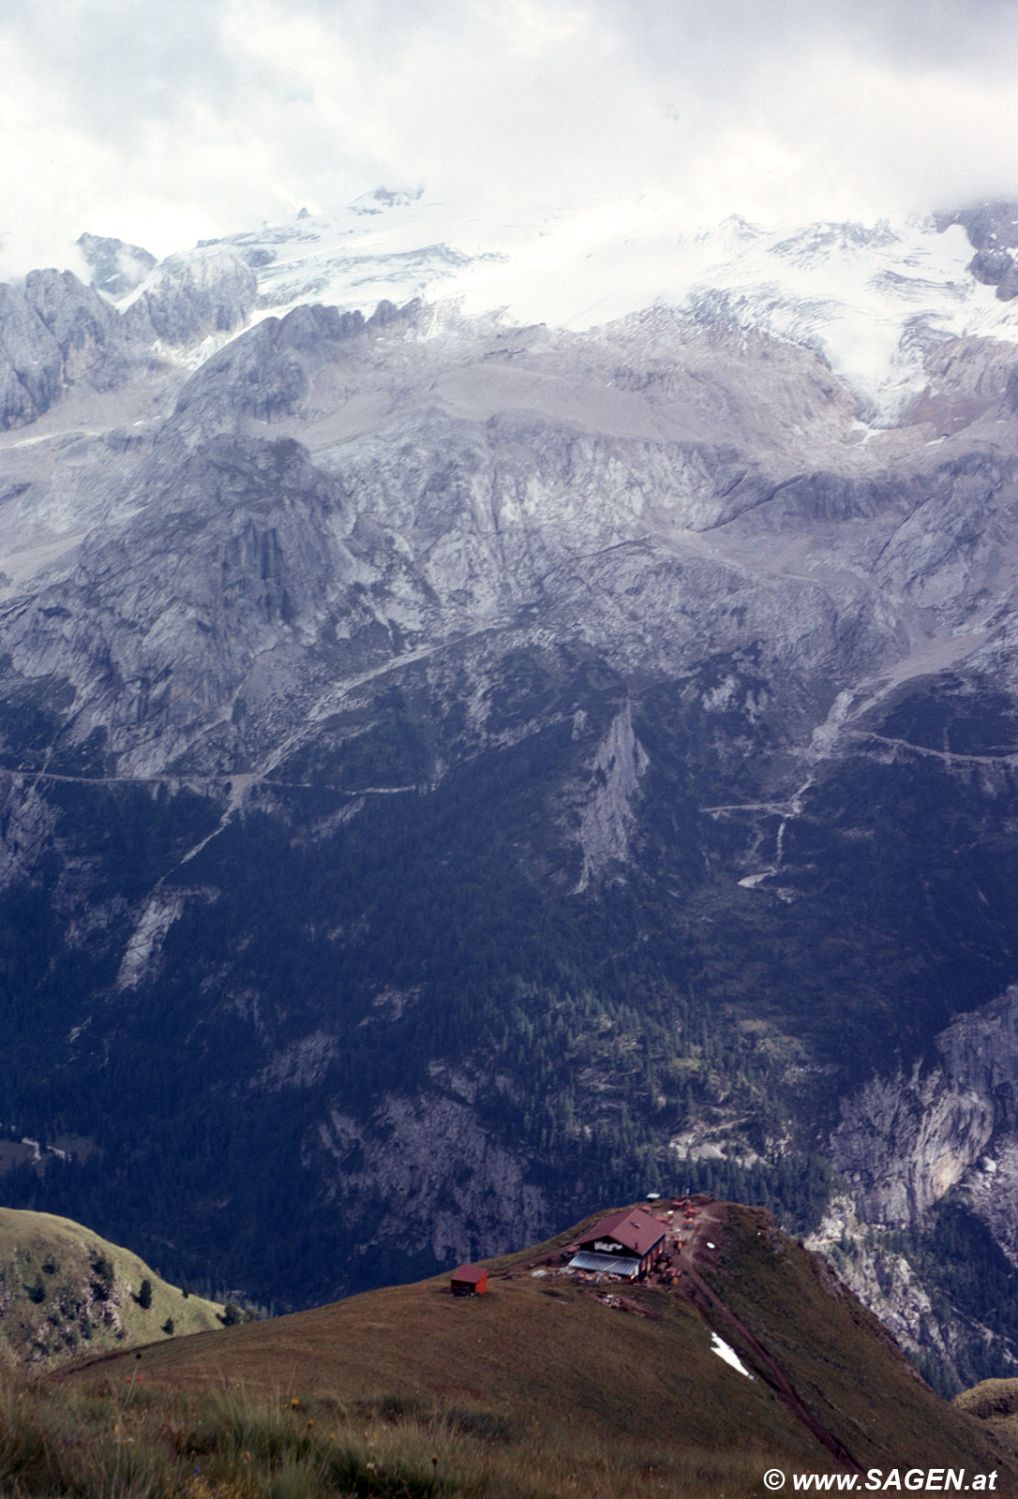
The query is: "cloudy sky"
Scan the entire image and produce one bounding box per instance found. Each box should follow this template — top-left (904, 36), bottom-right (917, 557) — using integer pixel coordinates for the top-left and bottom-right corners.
top-left (2, 0), bottom-right (1016, 274)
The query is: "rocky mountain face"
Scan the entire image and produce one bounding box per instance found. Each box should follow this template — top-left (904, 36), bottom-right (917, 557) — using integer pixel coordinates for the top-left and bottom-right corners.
top-left (1, 194), bottom-right (1018, 1391)
top-left (936, 201), bottom-right (1018, 301)
top-left (76, 233), bottom-right (157, 300)
top-left (0, 244), bottom-right (254, 431)
top-left (809, 985), bottom-right (1018, 1387)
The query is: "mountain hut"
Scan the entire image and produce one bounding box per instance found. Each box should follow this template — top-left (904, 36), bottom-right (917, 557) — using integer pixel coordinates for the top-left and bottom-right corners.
top-left (450, 1264), bottom-right (489, 1296)
top-left (567, 1207), bottom-right (666, 1279)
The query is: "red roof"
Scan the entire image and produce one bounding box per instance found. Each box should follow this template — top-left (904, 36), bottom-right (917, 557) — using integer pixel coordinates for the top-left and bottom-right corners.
top-left (579, 1208), bottom-right (664, 1257)
top-left (450, 1264), bottom-right (487, 1283)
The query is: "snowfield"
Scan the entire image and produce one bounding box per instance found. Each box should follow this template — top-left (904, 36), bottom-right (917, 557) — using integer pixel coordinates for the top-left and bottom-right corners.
top-left (162, 188), bottom-right (1018, 426)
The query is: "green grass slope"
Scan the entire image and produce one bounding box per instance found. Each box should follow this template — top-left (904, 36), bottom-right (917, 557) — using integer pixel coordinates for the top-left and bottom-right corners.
top-left (46, 1202), bottom-right (1011, 1499)
top-left (0, 1206), bottom-right (225, 1369)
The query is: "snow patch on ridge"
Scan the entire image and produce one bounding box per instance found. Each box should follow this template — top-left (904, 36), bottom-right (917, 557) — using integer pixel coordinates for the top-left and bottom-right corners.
top-left (710, 1331), bottom-right (754, 1378)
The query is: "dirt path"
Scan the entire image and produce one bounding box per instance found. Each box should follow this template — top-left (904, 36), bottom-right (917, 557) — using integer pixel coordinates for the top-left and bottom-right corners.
top-left (844, 729), bottom-right (1018, 766)
top-left (651, 1201), bottom-right (863, 1474)
top-left (0, 763), bottom-right (417, 795)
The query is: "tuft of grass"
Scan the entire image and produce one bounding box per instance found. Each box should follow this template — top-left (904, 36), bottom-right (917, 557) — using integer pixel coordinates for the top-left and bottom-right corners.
top-left (955, 1378), bottom-right (1018, 1423)
top-left (953, 1378), bottom-right (1018, 1465)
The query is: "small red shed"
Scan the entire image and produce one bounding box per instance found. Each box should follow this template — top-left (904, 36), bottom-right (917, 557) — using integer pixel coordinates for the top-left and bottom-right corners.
top-left (450, 1264), bottom-right (489, 1296)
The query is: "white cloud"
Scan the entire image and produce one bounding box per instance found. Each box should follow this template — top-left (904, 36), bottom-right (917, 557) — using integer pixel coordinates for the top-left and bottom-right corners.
top-left (1, 0), bottom-right (1016, 278)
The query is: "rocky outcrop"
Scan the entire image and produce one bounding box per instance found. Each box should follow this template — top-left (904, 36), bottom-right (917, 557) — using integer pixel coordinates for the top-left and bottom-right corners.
top-left (0, 281), bottom-right (65, 427)
top-left (76, 232), bottom-right (157, 299)
top-left (936, 200), bottom-right (1018, 253)
top-left (962, 1140), bottom-right (1018, 1265)
top-left (573, 702), bottom-right (648, 889)
top-left (0, 247), bottom-right (258, 433)
top-left (935, 201), bottom-right (1018, 300)
top-left (311, 1092), bottom-right (549, 1270)
top-left (173, 297), bottom-right (411, 434)
top-left (124, 248), bottom-right (257, 348)
top-left (832, 986), bottom-right (1018, 1227)
top-left (823, 989), bottom-right (1018, 1378)
top-left (807, 1196), bottom-right (1012, 1389)
top-left (0, 265), bottom-right (156, 428)
top-left (969, 247), bottom-right (1014, 288)
top-left (831, 1065), bottom-right (995, 1225)
top-left (115, 889), bottom-right (188, 990)
top-left (3, 433), bottom-right (361, 772)
top-left (23, 269), bottom-right (118, 383)
top-left (966, 249), bottom-right (1018, 302)
top-left (174, 301), bottom-right (375, 429)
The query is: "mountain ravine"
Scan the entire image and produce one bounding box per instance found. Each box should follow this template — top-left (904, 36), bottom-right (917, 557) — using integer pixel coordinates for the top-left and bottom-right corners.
top-left (1, 195), bottom-right (1018, 1392)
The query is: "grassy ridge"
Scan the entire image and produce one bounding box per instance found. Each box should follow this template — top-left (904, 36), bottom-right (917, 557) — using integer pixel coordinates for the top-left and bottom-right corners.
top-left (695, 1207), bottom-right (1007, 1475)
top-left (46, 1205), bottom-right (1012, 1498)
top-left (0, 1207), bottom-right (225, 1370)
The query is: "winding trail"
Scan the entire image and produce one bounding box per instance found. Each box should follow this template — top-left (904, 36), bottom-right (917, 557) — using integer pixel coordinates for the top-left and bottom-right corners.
top-left (843, 729), bottom-right (1018, 766)
top-left (656, 1202), bottom-right (863, 1475)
